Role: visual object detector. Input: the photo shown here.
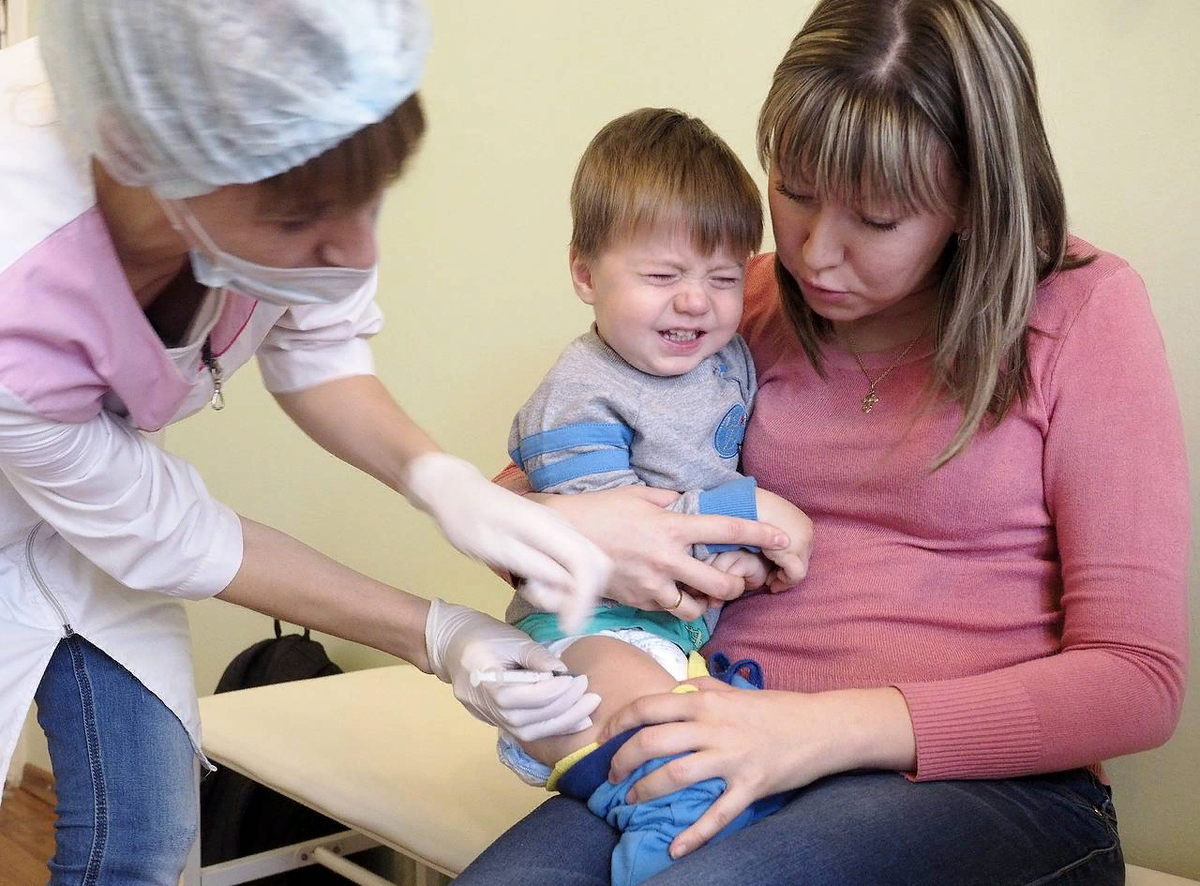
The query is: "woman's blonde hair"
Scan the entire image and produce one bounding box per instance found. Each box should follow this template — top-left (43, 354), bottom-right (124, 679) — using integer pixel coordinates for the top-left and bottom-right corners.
top-left (757, 0), bottom-right (1091, 467)
top-left (571, 108), bottom-right (762, 262)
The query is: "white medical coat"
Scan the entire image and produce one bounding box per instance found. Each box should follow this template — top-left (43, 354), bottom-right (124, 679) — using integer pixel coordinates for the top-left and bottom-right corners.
top-left (0, 38), bottom-right (385, 786)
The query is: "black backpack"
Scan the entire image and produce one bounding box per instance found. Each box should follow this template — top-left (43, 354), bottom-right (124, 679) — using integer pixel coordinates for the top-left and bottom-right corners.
top-left (199, 620), bottom-right (345, 885)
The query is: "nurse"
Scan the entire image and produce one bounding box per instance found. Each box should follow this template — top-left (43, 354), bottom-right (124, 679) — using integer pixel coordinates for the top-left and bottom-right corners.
top-left (0, 2), bottom-right (780, 883)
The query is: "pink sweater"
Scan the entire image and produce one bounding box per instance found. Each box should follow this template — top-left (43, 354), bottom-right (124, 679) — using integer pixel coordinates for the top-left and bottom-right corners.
top-left (710, 242), bottom-right (1190, 781)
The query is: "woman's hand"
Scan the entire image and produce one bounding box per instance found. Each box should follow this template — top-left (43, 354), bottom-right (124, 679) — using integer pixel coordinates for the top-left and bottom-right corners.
top-left (533, 486), bottom-right (792, 622)
top-left (598, 681), bottom-right (917, 858)
top-left (278, 381), bottom-right (612, 634)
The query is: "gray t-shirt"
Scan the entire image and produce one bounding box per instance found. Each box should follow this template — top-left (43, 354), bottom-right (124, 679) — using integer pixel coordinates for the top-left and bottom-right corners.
top-left (506, 326), bottom-right (757, 628)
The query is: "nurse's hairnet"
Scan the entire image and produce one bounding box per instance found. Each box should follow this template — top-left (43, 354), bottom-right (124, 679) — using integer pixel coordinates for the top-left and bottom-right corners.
top-left (39, 0), bottom-right (431, 198)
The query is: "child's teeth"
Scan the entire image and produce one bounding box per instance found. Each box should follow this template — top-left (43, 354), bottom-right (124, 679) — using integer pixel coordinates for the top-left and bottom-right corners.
top-left (663, 329), bottom-right (698, 342)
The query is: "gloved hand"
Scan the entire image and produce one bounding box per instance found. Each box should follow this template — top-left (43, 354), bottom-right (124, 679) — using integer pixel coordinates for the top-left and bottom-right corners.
top-left (404, 452), bottom-right (610, 633)
top-left (424, 598), bottom-right (601, 742)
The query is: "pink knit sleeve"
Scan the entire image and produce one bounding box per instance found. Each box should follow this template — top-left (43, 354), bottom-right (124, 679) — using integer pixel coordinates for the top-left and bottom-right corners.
top-left (897, 258), bottom-right (1190, 780)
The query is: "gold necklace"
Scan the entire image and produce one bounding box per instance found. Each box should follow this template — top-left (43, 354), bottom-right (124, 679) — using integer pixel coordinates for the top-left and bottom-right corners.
top-left (843, 326), bottom-right (926, 413)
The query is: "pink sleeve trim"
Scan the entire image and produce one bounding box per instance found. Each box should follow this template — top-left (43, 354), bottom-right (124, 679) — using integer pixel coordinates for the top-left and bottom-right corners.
top-left (897, 674), bottom-right (1042, 781)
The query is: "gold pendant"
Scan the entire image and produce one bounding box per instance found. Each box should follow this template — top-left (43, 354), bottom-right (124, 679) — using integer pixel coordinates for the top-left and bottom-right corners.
top-left (861, 390), bottom-right (879, 413)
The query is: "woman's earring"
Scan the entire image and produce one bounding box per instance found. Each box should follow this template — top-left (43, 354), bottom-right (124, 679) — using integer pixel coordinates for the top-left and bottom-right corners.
top-left (958, 230), bottom-right (971, 244)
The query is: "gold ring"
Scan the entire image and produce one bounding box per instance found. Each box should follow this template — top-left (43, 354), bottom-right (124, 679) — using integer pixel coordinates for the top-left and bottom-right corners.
top-left (665, 587), bottom-right (685, 611)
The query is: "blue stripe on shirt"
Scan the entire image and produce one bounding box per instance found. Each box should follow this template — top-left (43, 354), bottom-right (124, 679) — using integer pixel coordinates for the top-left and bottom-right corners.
top-left (514, 423), bottom-right (634, 463)
top-left (513, 422), bottom-right (635, 489)
top-left (528, 449), bottom-right (632, 490)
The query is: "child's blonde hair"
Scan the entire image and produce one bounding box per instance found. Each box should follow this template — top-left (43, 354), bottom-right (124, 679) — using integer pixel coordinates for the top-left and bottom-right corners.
top-left (571, 108), bottom-right (762, 262)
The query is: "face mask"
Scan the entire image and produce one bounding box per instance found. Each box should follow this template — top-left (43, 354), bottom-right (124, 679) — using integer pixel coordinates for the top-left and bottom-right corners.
top-left (159, 200), bottom-right (375, 307)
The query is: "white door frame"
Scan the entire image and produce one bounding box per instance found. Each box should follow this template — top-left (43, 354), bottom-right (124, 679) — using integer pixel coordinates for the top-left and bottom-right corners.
top-left (1, 0), bottom-right (31, 48)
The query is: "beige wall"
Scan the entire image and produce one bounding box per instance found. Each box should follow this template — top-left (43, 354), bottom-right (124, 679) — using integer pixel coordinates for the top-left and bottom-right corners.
top-left (178, 2), bottom-right (1199, 876)
top-left (22, 0), bottom-right (1200, 878)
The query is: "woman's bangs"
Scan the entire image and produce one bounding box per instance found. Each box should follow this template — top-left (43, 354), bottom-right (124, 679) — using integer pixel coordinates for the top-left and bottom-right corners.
top-left (260, 95), bottom-right (425, 214)
top-left (770, 74), bottom-right (953, 217)
top-left (263, 128), bottom-right (403, 213)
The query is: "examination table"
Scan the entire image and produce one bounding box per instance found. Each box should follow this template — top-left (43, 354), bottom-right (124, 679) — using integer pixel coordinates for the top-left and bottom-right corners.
top-left (187, 665), bottom-right (1198, 885)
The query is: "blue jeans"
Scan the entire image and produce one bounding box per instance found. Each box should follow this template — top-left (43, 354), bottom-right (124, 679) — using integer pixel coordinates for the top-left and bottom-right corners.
top-left (35, 634), bottom-right (198, 886)
top-left (455, 768), bottom-right (1124, 886)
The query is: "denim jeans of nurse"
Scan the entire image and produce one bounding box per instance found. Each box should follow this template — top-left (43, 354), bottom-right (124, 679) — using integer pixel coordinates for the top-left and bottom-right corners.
top-left (454, 768), bottom-right (1124, 886)
top-left (34, 634), bottom-right (198, 886)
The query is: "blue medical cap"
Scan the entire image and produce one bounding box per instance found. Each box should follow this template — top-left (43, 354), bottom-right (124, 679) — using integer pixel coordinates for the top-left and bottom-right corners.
top-left (40, 0), bottom-right (431, 198)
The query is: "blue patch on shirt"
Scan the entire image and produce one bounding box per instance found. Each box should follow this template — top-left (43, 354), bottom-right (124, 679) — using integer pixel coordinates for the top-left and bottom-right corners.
top-left (713, 403), bottom-right (748, 458)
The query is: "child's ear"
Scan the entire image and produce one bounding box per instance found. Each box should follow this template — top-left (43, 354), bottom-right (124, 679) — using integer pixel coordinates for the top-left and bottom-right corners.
top-left (569, 247), bottom-right (597, 305)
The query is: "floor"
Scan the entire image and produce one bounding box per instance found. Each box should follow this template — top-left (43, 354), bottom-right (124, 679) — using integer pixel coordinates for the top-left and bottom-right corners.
top-left (0, 771), bottom-right (54, 886)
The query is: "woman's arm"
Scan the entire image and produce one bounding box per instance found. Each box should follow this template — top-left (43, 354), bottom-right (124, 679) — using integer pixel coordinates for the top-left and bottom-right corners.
top-left (894, 263), bottom-right (1190, 781)
top-left (272, 372), bottom-right (436, 489)
top-left (220, 517), bottom-right (602, 741)
top-left (217, 515), bottom-right (433, 666)
top-left (496, 461), bottom-right (796, 618)
top-left (0, 388), bottom-right (243, 599)
top-left (274, 374), bottom-right (611, 629)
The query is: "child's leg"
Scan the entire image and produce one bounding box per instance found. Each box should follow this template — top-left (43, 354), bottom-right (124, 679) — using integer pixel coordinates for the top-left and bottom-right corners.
top-left (563, 655), bottom-right (795, 886)
top-left (590, 748), bottom-right (792, 886)
top-left (510, 638), bottom-right (789, 886)
top-left (519, 635), bottom-right (678, 767)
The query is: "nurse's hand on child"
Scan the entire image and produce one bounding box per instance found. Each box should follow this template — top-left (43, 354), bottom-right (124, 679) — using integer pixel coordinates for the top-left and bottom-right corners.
top-left (401, 452), bottom-right (614, 739)
top-left (424, 598), bottom-right (601, 741)
top-left (404, 451), bottom-right (612, 635)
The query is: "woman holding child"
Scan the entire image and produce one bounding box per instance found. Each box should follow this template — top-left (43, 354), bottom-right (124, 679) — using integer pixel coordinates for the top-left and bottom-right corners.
top-left (458, 0), bottom-right (1190, 883)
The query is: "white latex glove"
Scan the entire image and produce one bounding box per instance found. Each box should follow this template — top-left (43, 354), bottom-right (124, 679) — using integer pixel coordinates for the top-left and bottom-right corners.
top-left (404, 452), bottom-right (610, 633)
top-left (424, 598), bottom-right (601, 742)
